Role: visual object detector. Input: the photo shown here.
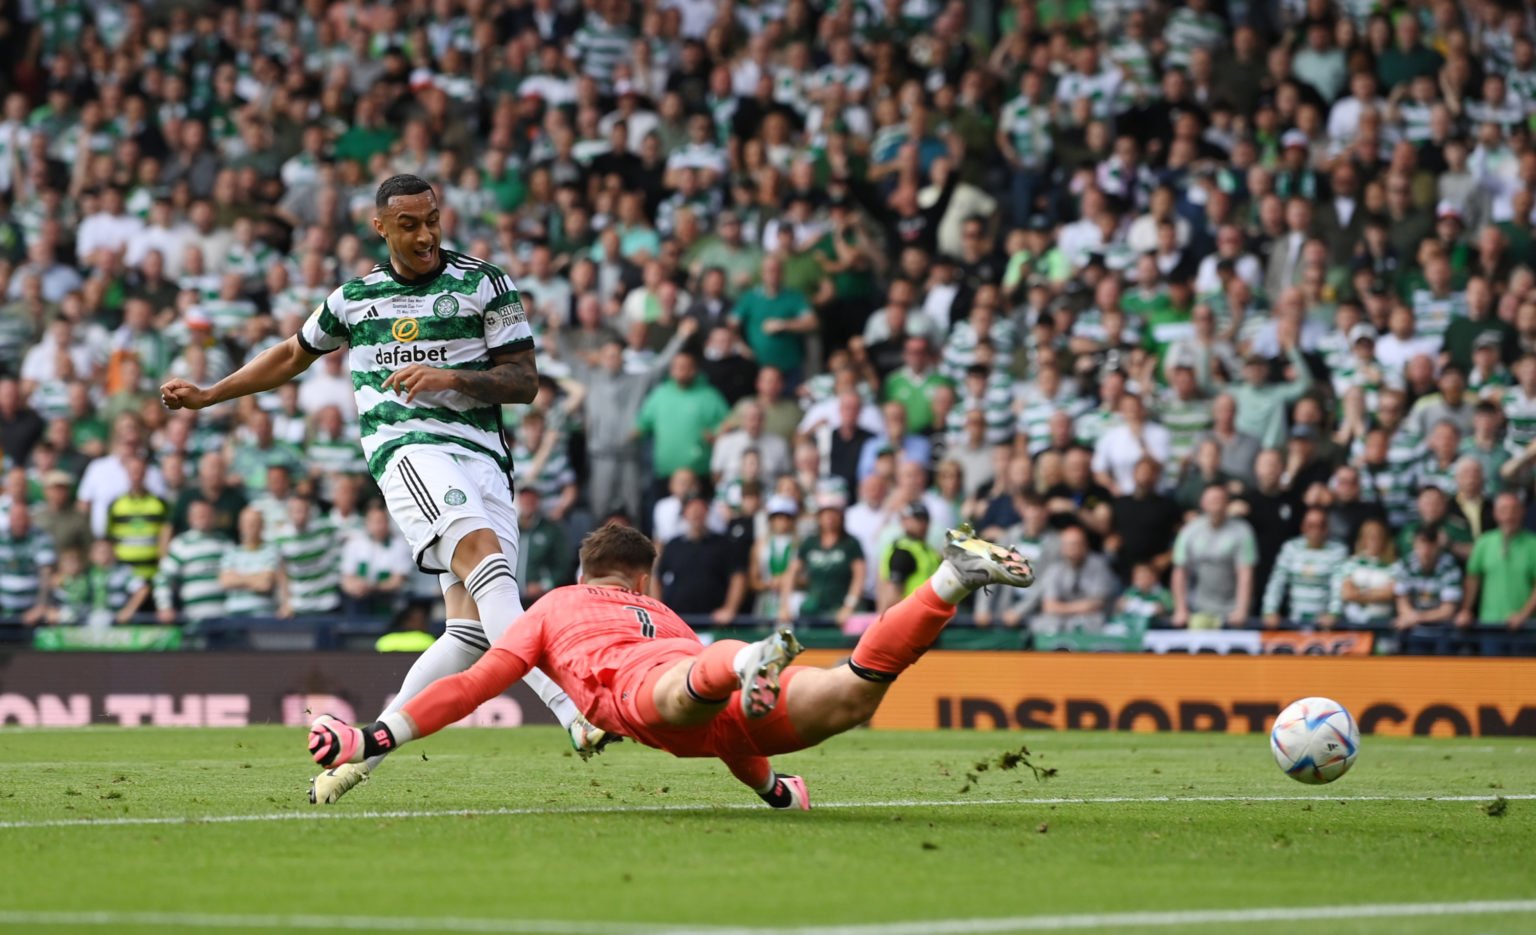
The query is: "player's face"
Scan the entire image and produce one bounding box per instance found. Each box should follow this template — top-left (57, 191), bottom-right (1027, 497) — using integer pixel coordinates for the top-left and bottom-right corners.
top-left (375, 191), bottom-right (442, 279)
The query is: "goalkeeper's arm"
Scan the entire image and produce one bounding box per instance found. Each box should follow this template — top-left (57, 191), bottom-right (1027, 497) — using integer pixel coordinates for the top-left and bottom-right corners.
top-left (311, 646), bottom-right (533, 767)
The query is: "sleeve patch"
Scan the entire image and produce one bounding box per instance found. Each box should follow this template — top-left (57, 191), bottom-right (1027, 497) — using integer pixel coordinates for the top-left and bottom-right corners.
top-left (485, 293), bottom-right (529, 333)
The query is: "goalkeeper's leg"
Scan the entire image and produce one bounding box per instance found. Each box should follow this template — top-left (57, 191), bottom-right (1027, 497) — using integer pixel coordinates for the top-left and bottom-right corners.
top-left (776, 525), bottom-right (1035, 747)
top-left (643, 627), bottom-right (804, 726)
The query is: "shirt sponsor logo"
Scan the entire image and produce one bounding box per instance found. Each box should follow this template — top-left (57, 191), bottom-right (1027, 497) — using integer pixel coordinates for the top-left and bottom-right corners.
top-left (391, 318), bottom-right (420, 342)
top-left (374, 344), bottom-right (448, 366)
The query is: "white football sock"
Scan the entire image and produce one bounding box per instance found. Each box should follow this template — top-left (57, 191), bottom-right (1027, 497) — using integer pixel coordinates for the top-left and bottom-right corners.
top-left (465, 553), bottom-right (522, 641)
top-left (465, 553), bottom-right (582, 730)
top-left (928, 561), bottom-right (970, 605)
top-left (380, 711), bottom-right (417, 745)
top-left (357, 555), bottom-right (585, 775)
top-left (520, 667), bottom-right (582, 729)
top-left (365, 617), bottom-right (487, 771)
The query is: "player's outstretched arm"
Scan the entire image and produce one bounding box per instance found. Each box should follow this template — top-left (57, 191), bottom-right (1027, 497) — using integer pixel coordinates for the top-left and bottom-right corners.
top-left (309, 645), bottom-right (532, 768)
top-left (161, 336), bottom-right (320, 410)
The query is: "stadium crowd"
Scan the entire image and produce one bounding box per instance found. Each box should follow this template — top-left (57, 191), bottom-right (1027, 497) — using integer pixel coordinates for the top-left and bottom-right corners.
top-left (0, 0), bottom-right (1535, 654)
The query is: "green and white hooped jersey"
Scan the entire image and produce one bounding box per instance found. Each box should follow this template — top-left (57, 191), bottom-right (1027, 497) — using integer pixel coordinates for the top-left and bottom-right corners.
top-left (154, 530), bottom-right (228, 621)
top-left (221, 545), bottom-right (279, 618)
top-left (298, 250), bottom-right (533, 483)
top-left (0, 529), bottom-right (55, 615)
top-left (274, 518), bottom-right (342, 615)
top-left (1409, 288), bottom-right (1467, 344)
top-left (1502, 386), bottom-right (1536, 448)
top-left (999, 96), bottom-right (1052, 168)
top-left (1508, 70), bottom-right (1536, 115)
top-left (1262, 538), bottom-right (1349, 621)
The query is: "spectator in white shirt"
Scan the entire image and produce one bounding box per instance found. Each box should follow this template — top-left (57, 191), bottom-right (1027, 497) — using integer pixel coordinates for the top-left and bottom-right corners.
top-left (799, 378), bottom-right (883, 438)
top-left (0, 92), bottom-right (32, 195)
top-left (6, 239), bottom-right (83, 303)
top-left (813, 36), bottom-right (871, 100)
top-left (920, 256), bottom-right (963, 334)
top-left (77, 414), bottom-right (168, 536)
top-left (184, 200), bottom-right (234, 276)
top-left (1057, 188), bottom-right (1112, 270)
top-left (124, 199), bottom-right (192, 272)
top-left (1469, 122), bottom-right (1522, 223)
top-left (1195, 224), bottom-right (1263, 295)
top-left (861, 279), bottom-right (939, 345)
top-left (75, 188), bottom-right (145, 263)
top-left (652, 467), bottom-right (702, 545)
top-left (340, 503), bottom-right (414, 617)
top-left (1126, 185), bottom-right (1191, 255)
top-left (20, 319), bottom-right (97, 400)
top-left (710, 400), bottom-right (792, 485)
top-left (1374, 304), bottom-right (1442, 377)
top-left (844, 472), bottom-right (892, 600)
top-left (518, 243), bottom-right (573, 325)
top-left (663, 115), bottom-right (727, 186)
top-left (297, 350), bottom-right (357, 421)
top-left (1326, 71), bottom-right (1384, 144)
top-left (1092, 394), bottom-right (1172, 495)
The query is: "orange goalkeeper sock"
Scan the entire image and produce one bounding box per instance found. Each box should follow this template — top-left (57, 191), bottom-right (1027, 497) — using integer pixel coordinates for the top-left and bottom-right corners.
top-left (847, 581), bottom-right (956, 682)
top-left (685, 639), bottom-right (750, 703)
top-left (725, 755), bottom-right (775, 793)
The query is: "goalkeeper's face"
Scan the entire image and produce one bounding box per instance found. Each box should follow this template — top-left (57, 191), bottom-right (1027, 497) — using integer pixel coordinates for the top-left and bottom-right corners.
top-left (376, 191), bottom-right (443, 279)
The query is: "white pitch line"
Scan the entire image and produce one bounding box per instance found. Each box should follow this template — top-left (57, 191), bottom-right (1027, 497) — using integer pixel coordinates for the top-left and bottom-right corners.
top-left (3, 900), bottom-right (1536, 934)
top-left (0, 793), bottom-right (1530, 832)
top-left (0, 912), bottom-right (656, 934)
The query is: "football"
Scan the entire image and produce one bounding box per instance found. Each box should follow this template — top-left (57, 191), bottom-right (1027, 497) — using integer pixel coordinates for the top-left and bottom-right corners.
top-left (1270, 697), bottom-right (1360, 784)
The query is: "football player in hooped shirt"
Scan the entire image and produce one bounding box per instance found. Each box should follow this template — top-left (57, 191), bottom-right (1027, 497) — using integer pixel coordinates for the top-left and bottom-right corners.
top-left (161, 175), bottom-right (610, 806)
top-left (309, 522), bottom-right (1035, 809)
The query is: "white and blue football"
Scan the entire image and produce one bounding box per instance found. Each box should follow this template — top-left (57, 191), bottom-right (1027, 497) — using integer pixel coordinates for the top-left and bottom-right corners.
top-left (1270, 697), bottom-right (1360, 785)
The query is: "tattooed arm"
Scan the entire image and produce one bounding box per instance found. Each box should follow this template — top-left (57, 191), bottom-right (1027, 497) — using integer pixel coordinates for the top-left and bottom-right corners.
top-left (381, 347), bottom-right (539, 404)
top-left (452, 346), bottom-right (539, 404)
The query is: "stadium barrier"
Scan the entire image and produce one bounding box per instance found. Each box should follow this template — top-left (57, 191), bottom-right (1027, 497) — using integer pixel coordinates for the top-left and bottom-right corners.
top-left (786, 650), bottom-right (1536, 737)
top-left (5, 616), bottom-right (1527, 655)
top-left (2, 649), bottom-right (1533, 736)
top-left (0, 651), bottom-right (557, 728)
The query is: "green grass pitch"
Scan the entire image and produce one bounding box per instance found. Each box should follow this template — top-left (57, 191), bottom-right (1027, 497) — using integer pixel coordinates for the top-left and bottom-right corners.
top-left (0, 727), bottom-right (1532, 934)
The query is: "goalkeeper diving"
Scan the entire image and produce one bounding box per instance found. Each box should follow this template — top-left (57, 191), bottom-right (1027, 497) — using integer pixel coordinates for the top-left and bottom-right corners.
top-left (309, 522), bottom-right (1035, 809)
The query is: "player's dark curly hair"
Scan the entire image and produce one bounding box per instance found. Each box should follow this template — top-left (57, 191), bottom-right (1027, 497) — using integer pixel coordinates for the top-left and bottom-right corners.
top-left (579, 523), bottom-right (657, 580)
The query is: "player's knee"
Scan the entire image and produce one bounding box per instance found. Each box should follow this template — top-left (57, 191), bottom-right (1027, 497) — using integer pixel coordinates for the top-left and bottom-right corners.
top-left (449, 525), bottom-right (502, 576)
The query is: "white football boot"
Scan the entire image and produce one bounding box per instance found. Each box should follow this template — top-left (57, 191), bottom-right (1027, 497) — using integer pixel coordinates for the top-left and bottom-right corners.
top-left (734, 627), bottom-right (805, 719)
top-left (309, 762), bottom-right (368, 805)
